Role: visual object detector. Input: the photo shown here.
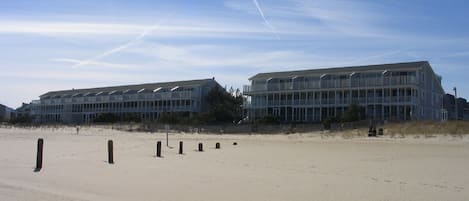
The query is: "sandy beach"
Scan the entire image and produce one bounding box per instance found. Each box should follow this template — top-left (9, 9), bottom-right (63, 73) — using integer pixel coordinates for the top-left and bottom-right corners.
top-left (0, 126), bottom-right (468, 201)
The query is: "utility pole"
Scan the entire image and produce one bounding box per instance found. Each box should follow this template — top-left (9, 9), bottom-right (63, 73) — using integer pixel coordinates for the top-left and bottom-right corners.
top-left (453, 87), bottom-right (458, 120)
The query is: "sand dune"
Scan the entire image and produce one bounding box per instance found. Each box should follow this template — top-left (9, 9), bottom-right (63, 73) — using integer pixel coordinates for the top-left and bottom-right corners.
top-left (0, 127), bottom-right (468, 201)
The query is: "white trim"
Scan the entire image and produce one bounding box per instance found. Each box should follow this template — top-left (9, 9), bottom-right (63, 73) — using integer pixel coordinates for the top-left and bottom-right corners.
top-left (171, 86), bottom-right (180, 91)
top-left (153, 87), bottom-right (162, 92)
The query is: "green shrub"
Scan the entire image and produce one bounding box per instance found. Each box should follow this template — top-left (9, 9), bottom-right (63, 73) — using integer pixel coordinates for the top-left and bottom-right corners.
top-left (9, 116), bottom-right (32, 124)
top-left (255, 115), bottom-right (280, 124)
top-left (322, 117), bottom-right (338, 130)
top-left (94, 113), bottom-right (120, 123)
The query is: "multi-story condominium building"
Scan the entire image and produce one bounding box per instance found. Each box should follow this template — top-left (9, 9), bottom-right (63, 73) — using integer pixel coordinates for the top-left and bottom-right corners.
top-left (243, 61), bottom-right (444, 122)
top-left (12, 101), bottom-right (40, 122)
top-left (443, 94), bottom-right (468, 120)
top-left (0, 104), bottom-right (13, 122)
top-left (36, 78), bottom-right (221, 123)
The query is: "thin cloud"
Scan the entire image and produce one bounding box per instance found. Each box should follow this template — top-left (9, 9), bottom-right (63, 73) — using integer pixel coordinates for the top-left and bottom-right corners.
top-left (51, 58), bottom-right (139, 69)
top-left (291, 0), bottom-right (392, 38)
top-left (0, 21), bottom-right (140, 35)
top-left (439, 51), bottom-right (469, 59)
top-left (124, 43), bottom-right (333, 70)
top-left (0, 19), bottom-right (286, 39)
top-left (252, 0), bottom-right (280, 40)
top-left (339, 49), bottom-right (411, 66)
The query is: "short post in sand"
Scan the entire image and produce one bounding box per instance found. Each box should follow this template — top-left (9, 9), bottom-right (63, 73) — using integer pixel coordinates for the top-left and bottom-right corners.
top-left (215, 142), bottom-right (220, 149)
top-left (165, 124), bottom-right (170, 147)
top-left (233, 142), bottom-right (237, 146)
top-left (156, 141), bottom-right (162, 157)
top-left (35, 138), bottom-right (44, 171)
top-left (179, 141), bottom-right (183, 155)
top-left (368, 126), bottom-right (376, 137)
top-left (198, 143), bottom-right (203, 152)
top-left (108, 140), bottom-right (114, 164)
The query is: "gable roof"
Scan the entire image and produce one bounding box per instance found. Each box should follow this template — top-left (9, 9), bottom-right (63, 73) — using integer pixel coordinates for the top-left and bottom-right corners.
top-left (40, 79), bottom-right (216, 99)
top-left (249, 61), bottom-right (429, 80)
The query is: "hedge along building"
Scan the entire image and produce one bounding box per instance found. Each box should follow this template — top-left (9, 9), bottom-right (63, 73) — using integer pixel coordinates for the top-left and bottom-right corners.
top-left (37, 78), bottom-right (222, 123)
top-left (243, 61), bottom-right (445, 123)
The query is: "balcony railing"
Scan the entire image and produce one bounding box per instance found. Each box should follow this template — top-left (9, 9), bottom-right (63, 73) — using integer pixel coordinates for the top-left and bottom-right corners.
top-left (41, 91), bottom-right (198, 105)
top-left (246, 96), bottom-right (417, 107)
top-left (244, 75), bottom-right (418, 93)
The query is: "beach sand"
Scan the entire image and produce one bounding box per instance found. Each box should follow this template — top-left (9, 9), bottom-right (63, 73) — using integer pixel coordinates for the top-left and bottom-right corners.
top-left (0, 127), bottom-right (468, 201)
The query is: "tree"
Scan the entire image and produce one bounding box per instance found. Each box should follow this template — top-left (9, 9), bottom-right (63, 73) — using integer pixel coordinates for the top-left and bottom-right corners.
top-left (198, 86), bottom-right (243, 124)
top-left (341, 103), bottom-right (366, 122)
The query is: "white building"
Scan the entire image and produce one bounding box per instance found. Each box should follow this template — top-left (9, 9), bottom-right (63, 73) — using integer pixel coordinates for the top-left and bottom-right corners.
top-left (243, 61), bottom-right (444, 122)
top-left (36, 78), bottom-right (221, 123)
top-left (0, 104), bottom-right (13, 122)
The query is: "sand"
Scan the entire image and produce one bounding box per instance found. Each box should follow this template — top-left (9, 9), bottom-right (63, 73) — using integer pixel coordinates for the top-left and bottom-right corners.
top-left (0, 126), bottom-right (468, 201)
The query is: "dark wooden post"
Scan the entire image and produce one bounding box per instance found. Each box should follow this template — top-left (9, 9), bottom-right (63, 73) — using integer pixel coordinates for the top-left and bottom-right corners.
top-left (233, 142), bottom-right (237, 145)
top-left (378, 128), bottom-right (384, 136)
top-left (108, 140), bottom-right (114, 164)
top-left (368, 126), bottom-right (373, 137)
top-left (198, 143), bottom-right (203, 152)
top-left (156, 141), bottom-right (162, 157)
top-left (35, 138), bottom-right (44, 171)
top-left (215, 142), bottom-right (220, 149)
top-left (179, 141), bottom-right (183, 154)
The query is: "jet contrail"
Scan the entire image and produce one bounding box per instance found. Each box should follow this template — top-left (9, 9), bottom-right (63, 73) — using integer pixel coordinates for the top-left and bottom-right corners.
top-left (253, 0), bottom-right (280, 40)
top-left (52, 58), bottom-right (137, 68)
top-left (74, 15), bottom-right (171, 68)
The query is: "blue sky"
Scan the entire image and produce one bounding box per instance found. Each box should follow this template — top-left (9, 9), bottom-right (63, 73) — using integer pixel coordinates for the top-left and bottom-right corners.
top-left (1, 0), bottom-right (468, 108)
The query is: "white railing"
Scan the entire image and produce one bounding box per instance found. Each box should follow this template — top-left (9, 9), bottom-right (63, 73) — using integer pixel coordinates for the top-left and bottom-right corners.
top-left (246, 75), bottom-right (418, 92)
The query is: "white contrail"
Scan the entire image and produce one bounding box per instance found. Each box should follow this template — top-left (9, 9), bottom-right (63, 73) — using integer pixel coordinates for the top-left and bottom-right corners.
top-left (73, 24), bottom-right (158, 67)
top-left (73, 15), bottom-right (170, 68)
top-left (253, 0), bottom-right (280, 40)
top-left (52, 58), bottom-right (138, 68)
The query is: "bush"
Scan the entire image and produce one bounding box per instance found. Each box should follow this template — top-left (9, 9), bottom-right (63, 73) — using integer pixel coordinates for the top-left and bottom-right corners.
top-left (322, 117), bottom-right (338, 130)
top-left (255, 115), bottom-right (281, 124)
top-left (158, 112), bottom-right (193, 125)
top-left (9, 116), bottom-right (32, 124)
top-left (94, 113), bottom-right (120, 123)
top-left (122, 113), bottom-right (141, 123)
top-left (197, 86), bottom-right (243, 124)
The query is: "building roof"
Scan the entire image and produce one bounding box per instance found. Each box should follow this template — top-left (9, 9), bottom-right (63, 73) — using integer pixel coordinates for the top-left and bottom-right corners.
top-left (0, 104), bottom-right (14, 111)
top-left (40, 78), bottom-right (216, 99)
top-left (249, 61), bottom-right (429, 80)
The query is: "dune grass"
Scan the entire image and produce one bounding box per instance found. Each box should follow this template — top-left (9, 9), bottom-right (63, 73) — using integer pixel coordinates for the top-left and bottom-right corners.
top-left (383, 121), bottom-right (469, 138)
top-left (334, 121), bottom-right (469, 139)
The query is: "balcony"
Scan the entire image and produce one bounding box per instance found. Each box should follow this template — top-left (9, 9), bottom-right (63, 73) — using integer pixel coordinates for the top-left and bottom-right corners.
top-left (244, 75), bottom-right (418, 94)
